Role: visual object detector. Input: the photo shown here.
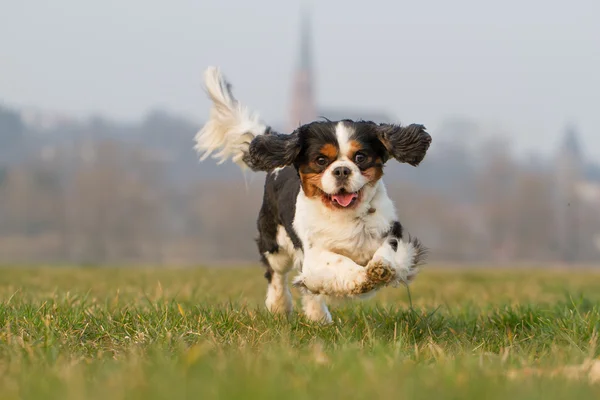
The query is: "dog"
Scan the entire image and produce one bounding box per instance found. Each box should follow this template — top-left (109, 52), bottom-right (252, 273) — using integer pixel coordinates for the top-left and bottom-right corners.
top-left (195, 67), bottom-right (432, 323)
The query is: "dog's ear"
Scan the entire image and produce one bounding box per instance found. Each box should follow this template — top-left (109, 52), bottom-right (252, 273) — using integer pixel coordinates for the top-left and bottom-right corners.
top-left (375, 124), bottom-right (432, 166)
top-left (244, 129), bottom-right (301, 171)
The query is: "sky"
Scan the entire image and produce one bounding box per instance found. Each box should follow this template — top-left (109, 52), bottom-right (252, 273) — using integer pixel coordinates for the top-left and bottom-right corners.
top-left (1, 0), bottom-right (599, 159)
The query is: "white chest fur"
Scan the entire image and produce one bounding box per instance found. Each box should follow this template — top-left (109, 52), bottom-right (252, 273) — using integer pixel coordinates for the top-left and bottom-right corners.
top-left (293, 181), bottom-right (397, 266)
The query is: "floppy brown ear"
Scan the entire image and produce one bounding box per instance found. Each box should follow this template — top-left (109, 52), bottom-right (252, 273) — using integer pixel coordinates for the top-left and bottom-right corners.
top-left (377, 124), bottom-right (432, 166)
top-left (244, 129), bottom-right (301, 171)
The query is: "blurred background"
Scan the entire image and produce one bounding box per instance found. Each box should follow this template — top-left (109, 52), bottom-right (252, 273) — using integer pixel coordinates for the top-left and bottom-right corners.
top-left (0, 0), bottom-right (599, 266)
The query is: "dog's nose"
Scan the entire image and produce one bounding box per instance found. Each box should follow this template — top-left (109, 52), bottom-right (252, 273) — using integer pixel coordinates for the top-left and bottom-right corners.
top-left (333, 166), bottom-right (351, 179)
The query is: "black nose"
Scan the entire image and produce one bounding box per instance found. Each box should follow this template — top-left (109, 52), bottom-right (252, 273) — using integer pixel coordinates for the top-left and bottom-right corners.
top-left (333, 166), bottom-right (351, 178)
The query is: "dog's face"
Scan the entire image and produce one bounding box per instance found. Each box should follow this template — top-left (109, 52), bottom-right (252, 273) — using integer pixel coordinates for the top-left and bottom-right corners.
top-left (247, 120), bottom-right (431, 210)
top-left (295, 121), bottom-right (388, 209)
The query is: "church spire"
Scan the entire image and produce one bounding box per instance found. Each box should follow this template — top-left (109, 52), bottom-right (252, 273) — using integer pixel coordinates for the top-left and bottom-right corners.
top-left (288, 5), bottom-right (317, 131)
top-left (561, 122), bottom-right (582, 159)
top-left (299, 7), bottom-right (312, 72)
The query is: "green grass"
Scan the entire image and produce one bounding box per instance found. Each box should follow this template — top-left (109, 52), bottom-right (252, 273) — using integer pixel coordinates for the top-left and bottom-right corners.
top-left (2, 266), bottom-right (600, 399)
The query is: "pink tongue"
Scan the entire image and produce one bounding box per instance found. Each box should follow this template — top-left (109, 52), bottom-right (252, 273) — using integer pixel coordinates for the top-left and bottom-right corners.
top-left (332, 192), bottom-right (357, 207)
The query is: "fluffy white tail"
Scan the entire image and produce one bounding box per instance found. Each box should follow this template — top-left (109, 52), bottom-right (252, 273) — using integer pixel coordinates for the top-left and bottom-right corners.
top-left (194, 67), bottom-right (268, 168)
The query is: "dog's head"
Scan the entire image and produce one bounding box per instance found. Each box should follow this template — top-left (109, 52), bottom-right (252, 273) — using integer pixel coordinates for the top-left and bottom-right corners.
top-left (246, 120), bottom-right (431, 209)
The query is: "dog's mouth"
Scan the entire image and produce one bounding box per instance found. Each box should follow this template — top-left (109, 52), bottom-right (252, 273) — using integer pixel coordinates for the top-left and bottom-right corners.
top-left (322, 188), bottom-right (361, 208)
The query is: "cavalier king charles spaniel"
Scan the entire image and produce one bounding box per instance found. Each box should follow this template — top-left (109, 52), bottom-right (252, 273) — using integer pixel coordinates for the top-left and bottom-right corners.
top-left (195, 67), bottom-right (432, 323)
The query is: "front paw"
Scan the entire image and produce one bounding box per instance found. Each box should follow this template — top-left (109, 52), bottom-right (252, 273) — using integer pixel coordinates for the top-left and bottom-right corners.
top-left (366, 258), bottom-right (395, 284)
top-left (351, 257), bottom-right (395, 295)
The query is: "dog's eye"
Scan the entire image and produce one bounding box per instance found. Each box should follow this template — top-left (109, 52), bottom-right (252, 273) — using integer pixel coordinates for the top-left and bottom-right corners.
top-left (354, 152), bottom-right (367, 164)
top-left (316, 156), bottom-right (328, 166)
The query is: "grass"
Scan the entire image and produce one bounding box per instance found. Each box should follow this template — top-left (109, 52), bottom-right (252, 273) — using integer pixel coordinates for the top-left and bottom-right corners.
top-left (1, 266), bottom-right (600, 399)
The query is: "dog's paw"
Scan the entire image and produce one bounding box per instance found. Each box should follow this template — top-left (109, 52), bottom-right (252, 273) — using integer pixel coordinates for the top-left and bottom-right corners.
top-left (366, 258), bottom-right (395, 284)
top-left (351, 258), bottom-right (395, 295)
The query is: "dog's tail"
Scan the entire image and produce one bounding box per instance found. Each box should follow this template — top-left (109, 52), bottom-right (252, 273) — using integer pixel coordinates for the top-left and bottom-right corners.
top-left (194, 67), bottom-right (269, 169)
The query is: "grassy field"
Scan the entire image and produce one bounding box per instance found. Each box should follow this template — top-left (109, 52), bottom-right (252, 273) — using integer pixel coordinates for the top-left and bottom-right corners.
top-left (1, 266), bottom-right (600, 399)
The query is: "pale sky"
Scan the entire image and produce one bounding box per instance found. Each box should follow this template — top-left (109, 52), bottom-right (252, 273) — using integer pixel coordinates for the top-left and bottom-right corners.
top-left (1, 0), bottom-right (599, 159)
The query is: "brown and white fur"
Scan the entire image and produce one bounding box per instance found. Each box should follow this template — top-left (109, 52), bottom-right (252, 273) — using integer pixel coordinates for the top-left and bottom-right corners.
top-left (195, 67), bottom-right (432, 323)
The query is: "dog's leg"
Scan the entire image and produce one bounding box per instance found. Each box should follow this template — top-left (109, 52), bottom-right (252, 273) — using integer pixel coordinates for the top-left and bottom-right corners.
top-left (293, 249), bottom-right (395, 298)
top-left (263, 250), bottom-right (293, 315)
top-left (301, 293), bottom-right (332, 324)
top-left (372, 223), bottom-right (427, 286)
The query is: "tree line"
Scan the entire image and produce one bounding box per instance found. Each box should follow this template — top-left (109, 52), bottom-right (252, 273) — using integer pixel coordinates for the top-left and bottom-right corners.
top-left (1, 105), bottom-right (598, 265)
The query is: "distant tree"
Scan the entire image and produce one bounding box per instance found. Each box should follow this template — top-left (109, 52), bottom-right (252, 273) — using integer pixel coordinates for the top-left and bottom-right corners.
top-left (476, 138), bottom-right (518, 262)
top-left (0, 105), bottom-right (25, 159)
top-left (0, 166), bottom-right (6, 186)
top-left (63, 141), bottom-right (167, 264)
top-left (511, 171), bottom-right (558, 261)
